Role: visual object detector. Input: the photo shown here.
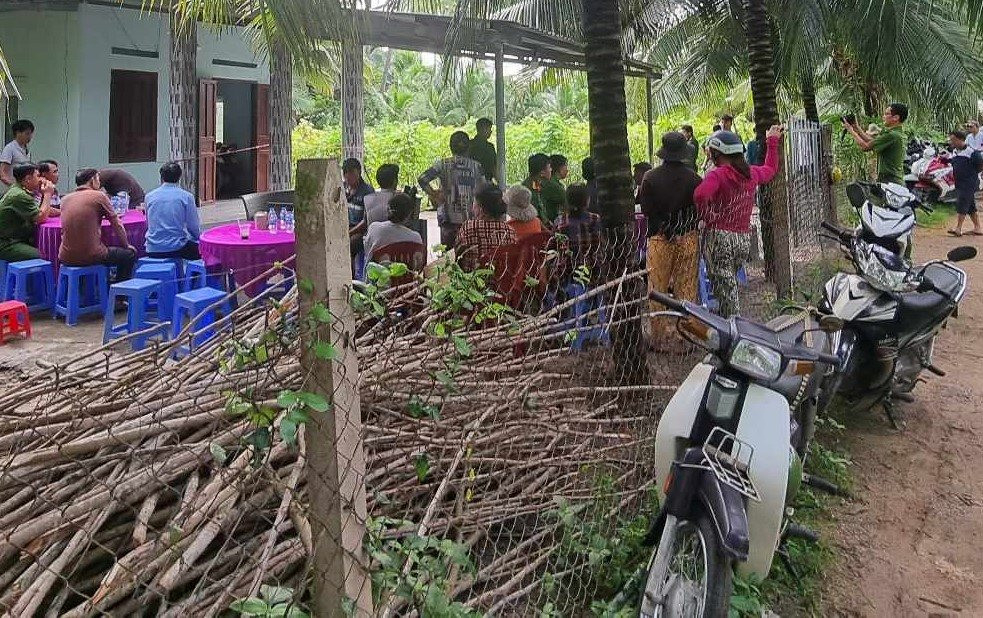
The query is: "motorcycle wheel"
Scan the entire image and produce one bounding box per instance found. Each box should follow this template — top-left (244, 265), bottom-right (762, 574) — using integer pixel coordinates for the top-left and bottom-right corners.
top-left (638, 513), bottom-right (732, 618)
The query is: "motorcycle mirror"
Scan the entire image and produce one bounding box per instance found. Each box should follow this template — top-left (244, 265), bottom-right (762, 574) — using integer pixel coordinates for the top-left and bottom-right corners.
top-left (845, 183), bottom-right (866, 209)
top-left (819, 315), bottom-right (845, 333)
top-left (947, 246), bottom-right (978, 262)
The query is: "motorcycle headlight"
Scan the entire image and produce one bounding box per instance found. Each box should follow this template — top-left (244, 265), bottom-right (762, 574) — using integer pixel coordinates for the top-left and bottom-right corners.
top-left (730, 339), bottom-right (783, 382)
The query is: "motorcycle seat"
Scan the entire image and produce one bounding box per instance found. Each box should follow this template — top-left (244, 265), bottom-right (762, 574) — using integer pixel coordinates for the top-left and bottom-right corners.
top-left (895, 288), bottom-right (954, 338)
top-left (920, 262), bottom-right (963, 298)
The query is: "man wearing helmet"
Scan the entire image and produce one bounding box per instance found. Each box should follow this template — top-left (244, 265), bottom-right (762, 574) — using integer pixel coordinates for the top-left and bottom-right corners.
top-left (842, 103), bottom-right (908, 185)
top-left (695, 125), bottom-right (784, 317)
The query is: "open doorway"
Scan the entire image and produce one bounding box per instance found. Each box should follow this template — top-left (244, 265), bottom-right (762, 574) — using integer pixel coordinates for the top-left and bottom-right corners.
top-left (215, 80), bottom-right (256, 199)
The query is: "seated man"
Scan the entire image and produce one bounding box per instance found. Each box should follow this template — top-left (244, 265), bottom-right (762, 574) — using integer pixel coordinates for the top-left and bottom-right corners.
top-left (455, 184), bottom-right (516, 271)
top-left (36, 160), bottom-right (62, 213)
top-left (144, 162), bottom-right (201, 259)
top-left (98, 167), bottom-right (147, 210)
top-left (59, 168), bottom-right (137, 281)
top-left (0, 163), bottom-right (56, 262)
top-left (363, 163), bottom-right (400, 227)
top-left (363, 193), bottom-right (423, 260)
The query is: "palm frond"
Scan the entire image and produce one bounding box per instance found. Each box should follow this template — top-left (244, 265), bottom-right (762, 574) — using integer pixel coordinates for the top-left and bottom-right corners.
top-left (0, 44), bottom-right (20, 101)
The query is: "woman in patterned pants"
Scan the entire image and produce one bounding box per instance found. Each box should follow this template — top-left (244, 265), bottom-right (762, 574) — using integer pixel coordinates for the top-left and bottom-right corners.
top-left (695, 125), bottom-right (784, 317)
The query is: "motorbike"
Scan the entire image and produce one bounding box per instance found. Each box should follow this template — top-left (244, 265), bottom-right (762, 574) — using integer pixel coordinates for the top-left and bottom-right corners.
top-left (638, 292), bottom-right (842, 617)
top-left (817, 214), bottom-right (975, 427)
top-left (906, 144), bottom-right (956, 204)
top-left (848, 181), bottom-right (929, 258)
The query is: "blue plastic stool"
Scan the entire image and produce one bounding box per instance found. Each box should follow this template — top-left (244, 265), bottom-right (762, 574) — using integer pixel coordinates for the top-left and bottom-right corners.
top-left (171, 286), bottom-right (231, 356)
top-left (103, 278), bottom-right (166, 350)
top-left (182, 259), bottom-right (209, 291)
top-left (0, 261), bottom-right (7, 298)
top-left (134, 262), bottom-right (179, 322)
top-left (3, 259), bottom-right (55, 312)
top-left (137, 256), bottom-right (183, 276)
top-left (54, 265), bottom-right (109, 326)
top-left (562, 282), bottom-right (612, 351)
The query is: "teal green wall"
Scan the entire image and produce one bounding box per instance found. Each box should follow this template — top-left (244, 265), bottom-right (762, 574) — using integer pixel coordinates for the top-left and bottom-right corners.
top-left (0, 9), bottom-right (81, 193)
top-left (0, 2), bottom-right (270, 194)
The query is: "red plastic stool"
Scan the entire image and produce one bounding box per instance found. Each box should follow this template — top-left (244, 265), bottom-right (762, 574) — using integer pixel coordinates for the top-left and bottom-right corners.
top-left (0, 300), bottom-right (32, 343)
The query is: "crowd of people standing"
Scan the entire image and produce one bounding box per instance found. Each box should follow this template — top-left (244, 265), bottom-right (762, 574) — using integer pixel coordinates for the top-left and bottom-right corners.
top-left (342, 114), bottom-right (787, 344)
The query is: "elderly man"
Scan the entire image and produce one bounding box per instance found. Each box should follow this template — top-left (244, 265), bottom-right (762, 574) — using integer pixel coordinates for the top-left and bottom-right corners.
top-left (59, 168), bottom-right (137, 281)
top-left (0, 163), bottom-right (56, 261)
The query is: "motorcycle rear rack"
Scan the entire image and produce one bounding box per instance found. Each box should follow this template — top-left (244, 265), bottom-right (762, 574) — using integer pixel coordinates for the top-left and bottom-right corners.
top-left (702, 427), bottom-right (762, 502)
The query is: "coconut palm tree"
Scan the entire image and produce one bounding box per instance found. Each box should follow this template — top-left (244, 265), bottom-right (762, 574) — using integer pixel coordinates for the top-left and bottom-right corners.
top-left (0, 46), bottom-right (19, 103)
top-left (643, 0), bottom-right (983, 126)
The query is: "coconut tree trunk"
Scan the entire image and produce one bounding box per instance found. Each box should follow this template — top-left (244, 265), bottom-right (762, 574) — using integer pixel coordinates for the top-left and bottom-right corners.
top-left (801, 70), bottom-right (819, 123)
top-left (743, 0), bottom-right (792, 298)
top-left (169, 16), bottom-right (198, 194)
top-left (269, 42), bottom-right (293, 191)
top-left (582, 0), bottom-right (647, 384)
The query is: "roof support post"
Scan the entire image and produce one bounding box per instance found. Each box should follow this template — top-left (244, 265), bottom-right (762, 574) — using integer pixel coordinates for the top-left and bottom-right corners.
top-left (494, 44), bottom-right (507, 185)
top-left (646, 75), bottom-right (655, 163)
top-left (341, 37), bottom-right (365, 163)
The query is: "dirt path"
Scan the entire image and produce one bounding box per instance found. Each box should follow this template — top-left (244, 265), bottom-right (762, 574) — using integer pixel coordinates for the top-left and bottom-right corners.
top-left (823, 223), bottom-right (983, 616)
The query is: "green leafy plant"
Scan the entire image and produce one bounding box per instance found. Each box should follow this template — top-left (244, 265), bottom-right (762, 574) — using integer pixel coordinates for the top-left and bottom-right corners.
top-left (229, 585), bottom-right (309, 617)
top-left (365, 517), bottom-right (480, 617)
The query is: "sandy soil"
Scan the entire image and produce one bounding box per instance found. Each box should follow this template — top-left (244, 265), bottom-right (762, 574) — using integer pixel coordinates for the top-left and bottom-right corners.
top-left (822, 224), bottom-right (983, 616)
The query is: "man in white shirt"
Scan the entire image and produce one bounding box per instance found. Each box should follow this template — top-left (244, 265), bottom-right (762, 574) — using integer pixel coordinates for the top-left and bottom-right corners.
top-left (0, 119), bottom-right (34, 187)
top-left (965, 121), bottom-right (983, 151)
top-left (363, 163), bottom-right (399, 227)
top-left (363, 192), bottom-right (423, 260)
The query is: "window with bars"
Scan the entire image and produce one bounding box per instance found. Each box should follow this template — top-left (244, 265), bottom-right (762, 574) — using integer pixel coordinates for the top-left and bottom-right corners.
top-left (109, 69), bottom-right (157, 163)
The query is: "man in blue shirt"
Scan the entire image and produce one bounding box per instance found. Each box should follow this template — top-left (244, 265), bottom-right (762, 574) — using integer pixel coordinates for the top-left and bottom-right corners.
top-left (145, 162), bottom-right (202, 259)
top-left (947, 130), bottom-right (983, 237)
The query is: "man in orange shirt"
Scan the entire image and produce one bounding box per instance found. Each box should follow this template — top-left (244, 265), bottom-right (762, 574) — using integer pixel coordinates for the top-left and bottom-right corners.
top-left (59, 168), bottom-right (137, 281)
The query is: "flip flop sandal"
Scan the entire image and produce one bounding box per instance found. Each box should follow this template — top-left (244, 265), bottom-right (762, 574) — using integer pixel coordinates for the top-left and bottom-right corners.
top-left (948, 229), bottom-right (963, 236)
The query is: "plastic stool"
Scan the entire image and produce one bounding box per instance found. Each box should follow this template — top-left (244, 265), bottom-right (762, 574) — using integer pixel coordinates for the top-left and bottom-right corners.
top-left (563, 282), bottom-right (612, 351)
top-left (134, 262), bottom-right (179, 322)
top-left (0, 261), bottom-right (7, 298)
top-left (137, 256), bottom-right (183, 277)
top-left (3, 259), bottom-right (55, 312)
top-left (0, 300), bottom-right (31, 343)
top-left (171, 286), bottom-right (231, 356)
top-left (182, 259), bottom-right (209, 291)
top-left (103, 278), bottom-right (166, 350)
top-left (54, 265), bottom-right (109, 326)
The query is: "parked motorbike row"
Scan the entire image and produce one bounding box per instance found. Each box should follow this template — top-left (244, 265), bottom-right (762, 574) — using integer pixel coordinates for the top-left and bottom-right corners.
top-left (637, 181), bottom-right (975, 617)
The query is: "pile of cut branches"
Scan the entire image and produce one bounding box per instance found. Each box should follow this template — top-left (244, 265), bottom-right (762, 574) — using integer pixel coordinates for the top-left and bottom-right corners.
top-left (0, 262), bottom-right (667, 616)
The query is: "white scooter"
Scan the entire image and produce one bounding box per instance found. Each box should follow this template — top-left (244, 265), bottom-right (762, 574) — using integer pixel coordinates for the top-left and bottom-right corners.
top-left (638, 292), bottom-right (841, 617)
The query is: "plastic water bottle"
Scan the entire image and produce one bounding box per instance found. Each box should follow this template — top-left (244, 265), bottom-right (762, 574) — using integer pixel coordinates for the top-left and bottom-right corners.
top-left (267, 207), bottom-right (278, 234)
top-left (118, 191), bottom-right (129, 212)
top-left (284, 208), bottom-right (294, 233)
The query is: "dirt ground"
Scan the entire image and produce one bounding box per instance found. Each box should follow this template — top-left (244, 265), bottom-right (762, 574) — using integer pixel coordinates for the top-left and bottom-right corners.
top-left (822, 223), bottom-right (983, 616)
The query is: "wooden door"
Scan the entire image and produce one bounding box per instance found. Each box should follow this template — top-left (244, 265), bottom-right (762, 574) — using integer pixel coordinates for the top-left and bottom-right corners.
top-left (198, 78), bottom-right (217, 204)
top-left (254, 83), bottom-right (270, 193)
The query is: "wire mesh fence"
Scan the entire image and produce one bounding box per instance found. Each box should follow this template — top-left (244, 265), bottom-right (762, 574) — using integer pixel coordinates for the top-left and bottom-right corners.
top-left (0, 132), bottom-right (840, 617)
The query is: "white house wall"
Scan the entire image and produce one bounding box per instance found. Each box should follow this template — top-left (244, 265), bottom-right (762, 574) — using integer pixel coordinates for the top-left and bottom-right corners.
top-left (1, 2), bottom-right (270, 194)
top-left (0, 8), bottom-right (82, 194)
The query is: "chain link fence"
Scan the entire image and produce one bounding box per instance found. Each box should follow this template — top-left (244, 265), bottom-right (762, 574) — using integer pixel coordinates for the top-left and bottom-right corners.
top-left (0, 138), bottom-right (838, 616)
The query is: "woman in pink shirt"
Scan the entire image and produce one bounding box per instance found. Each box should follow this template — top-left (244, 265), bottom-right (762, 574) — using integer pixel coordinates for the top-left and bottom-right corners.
top-left (695, 124), bottom-right (784, 317)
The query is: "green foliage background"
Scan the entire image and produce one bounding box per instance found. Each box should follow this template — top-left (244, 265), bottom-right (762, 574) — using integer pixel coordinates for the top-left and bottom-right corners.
top-left (292, 111), bottom-right (755, 192)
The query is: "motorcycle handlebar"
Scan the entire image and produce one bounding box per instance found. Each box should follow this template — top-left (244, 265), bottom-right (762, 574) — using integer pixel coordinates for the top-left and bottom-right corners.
top-left (649, 291), bottom-right (686, 312)
top-left (817, 351), bottom-right (842, 368)
top-left (820, 220), bottom-right (852, 241)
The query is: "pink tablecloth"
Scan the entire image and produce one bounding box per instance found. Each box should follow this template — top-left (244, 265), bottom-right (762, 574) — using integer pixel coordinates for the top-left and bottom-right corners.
top-left (199, 223), bottom-right (295, 296)
top-left (37, 210), bottom-right (148, 275)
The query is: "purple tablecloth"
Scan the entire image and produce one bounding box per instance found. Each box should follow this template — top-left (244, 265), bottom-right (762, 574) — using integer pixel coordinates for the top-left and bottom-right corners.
top-left (199, 223), bottom-right (295, 296)
top-left (37, 210), bottom-right (148, 275)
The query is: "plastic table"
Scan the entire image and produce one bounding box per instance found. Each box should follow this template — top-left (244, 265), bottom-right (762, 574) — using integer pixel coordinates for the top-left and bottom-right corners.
top-left (37, 210), bottom-right (147, 276)
top-left (198, 223), bottom-right (295, 296)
